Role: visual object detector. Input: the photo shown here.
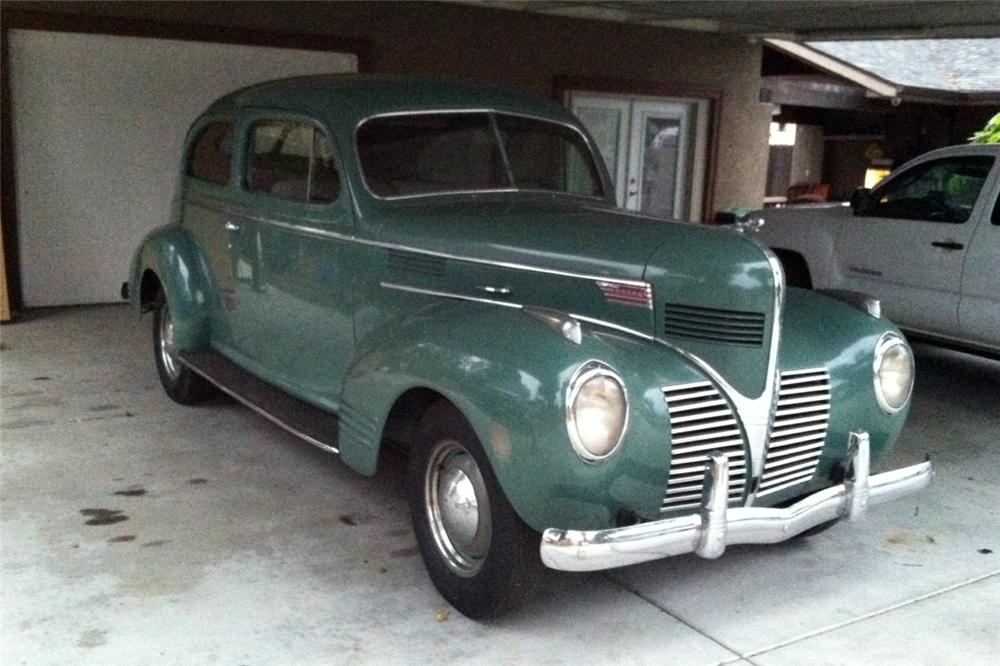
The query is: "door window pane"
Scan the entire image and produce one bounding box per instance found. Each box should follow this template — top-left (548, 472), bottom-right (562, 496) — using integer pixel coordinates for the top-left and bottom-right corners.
top-left (357, 114), bottom-right (506, 197)
top-left (187, 121), bottom-right (233, 186)
top-left (640, 116), bottom-right (681, 218)
top-left (246, 120), bottom-right (339, 203)
top-left (574, 106), bottom-right (621, 182)
top-left (496, 115), bottom-right (604, 197)
top-left (866, 156), bottom-right (994, 223)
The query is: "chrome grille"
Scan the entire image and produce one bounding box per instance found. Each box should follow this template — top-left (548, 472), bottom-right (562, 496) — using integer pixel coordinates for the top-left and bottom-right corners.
top-left (661, 380), bottom-right (748, 513)
top-left (758, 368), bottom-right (831, 497)
top-left (663, 303), bottom-right (765, 346)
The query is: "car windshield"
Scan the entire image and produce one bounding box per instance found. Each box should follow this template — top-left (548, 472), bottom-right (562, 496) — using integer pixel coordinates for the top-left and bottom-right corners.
top-left (356, 112), bottom-right (605, 200)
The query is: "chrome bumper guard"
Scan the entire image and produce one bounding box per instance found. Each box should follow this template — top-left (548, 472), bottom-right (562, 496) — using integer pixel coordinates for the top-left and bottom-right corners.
top-left (540, 431), bottom-right (933, 572)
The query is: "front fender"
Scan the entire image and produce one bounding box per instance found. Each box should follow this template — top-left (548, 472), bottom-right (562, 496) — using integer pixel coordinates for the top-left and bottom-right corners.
top-left (770, 287), bottom-right (912, 504)
top-left (128, 224), bottom-right (215, 352)
top-left (339, 300), bottom-right (709, 533)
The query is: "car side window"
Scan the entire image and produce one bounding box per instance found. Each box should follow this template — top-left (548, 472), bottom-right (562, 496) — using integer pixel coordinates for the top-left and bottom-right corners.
top-left (186, 121), bottom-right (233, 186)
top-left (246, 120), bottom-right (340, 203)
top-left (992, 191), bottom-right (999, 225)
top-left (863, 156), bottom-right (994, 224)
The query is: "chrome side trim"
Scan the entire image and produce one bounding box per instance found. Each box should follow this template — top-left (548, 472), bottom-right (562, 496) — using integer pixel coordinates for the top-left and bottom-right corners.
top-left (569, 314), bottom-right (655, 341)
top-left (178, 357), bottom-right (340, 455)
top-left (540, 430), bottom-right (934, 571)
top-left (379, 281), bottom-right (522, 309)
top-left (477, 285), bottom-right (512, 295)
top-left (524, 308), bottom-right (583, 345)
top-left (183, 194), bottom-right (651, 288)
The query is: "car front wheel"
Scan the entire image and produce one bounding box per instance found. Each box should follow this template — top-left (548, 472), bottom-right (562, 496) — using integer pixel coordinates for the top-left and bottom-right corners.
top-left (153, 300), bottom-right (211, 405)
top-left (407, 402), bottom-right (542, 619)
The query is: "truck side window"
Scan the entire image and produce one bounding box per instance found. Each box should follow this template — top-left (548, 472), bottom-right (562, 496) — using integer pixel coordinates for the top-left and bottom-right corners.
top-left (866, 156), bottom-right (994, 224)
top-left (186, 121), bottom-right (233, 186)
top-left (246, 120), bottom-right (339, 204)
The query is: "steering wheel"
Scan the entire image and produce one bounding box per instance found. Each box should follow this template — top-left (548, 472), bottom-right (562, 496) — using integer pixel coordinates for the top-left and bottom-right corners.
top-left (923, 191), bottom-right (953, 221)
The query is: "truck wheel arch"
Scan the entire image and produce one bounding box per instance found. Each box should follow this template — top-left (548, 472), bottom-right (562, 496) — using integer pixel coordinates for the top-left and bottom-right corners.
top-left (771, 248), bottom-right (813, 289)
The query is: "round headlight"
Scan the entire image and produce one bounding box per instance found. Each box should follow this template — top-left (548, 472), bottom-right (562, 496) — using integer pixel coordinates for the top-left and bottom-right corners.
top-left (566, 363), bottom-right (628, 462)
top-left (873, 334), bottom-right (914, 413)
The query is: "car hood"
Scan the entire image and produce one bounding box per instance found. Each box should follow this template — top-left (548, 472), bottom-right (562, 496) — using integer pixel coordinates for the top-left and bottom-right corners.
top-left (373, 196), bottom-right (779, 398)
top-left (371, 197), bottom-right (677, 281)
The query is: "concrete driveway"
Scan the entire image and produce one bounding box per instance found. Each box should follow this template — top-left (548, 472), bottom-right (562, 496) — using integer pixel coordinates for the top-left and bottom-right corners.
top-left (2, 305), bottom-right (997, 665)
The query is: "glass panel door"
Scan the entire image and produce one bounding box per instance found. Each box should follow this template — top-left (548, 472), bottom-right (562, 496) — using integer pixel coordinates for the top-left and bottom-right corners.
top-left (629, 102), bottom-right (690, 219)
top-left (569, 92), bottom-right (705, 221)
top-left (569, 96), bottom-right (630, 207)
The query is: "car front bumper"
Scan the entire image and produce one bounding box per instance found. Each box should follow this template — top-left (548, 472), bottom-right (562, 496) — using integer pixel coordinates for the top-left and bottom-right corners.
top-left (540, 431), bottom-right (933, 572)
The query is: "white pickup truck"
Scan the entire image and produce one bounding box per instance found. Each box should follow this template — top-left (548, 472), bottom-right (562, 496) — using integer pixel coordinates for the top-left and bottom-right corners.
top-left (745, 144), bottom-right (999, 358)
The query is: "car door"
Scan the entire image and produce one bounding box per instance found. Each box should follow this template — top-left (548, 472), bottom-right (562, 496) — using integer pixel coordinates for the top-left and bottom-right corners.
top-left (834, 154), bottom-right (995, 336)
top-left (180, 117), bottom-right (243, 349)
top-left (959, 176), bottom-right (1000, 349)
top-left (231, 112), bottom-right (356, 408)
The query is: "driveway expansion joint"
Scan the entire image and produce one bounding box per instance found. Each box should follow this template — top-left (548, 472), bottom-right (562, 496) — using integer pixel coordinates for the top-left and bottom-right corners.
top-left (718, 568), bottom-right (1000, 663)
top-left (605, 573), bottom-right (759, 666)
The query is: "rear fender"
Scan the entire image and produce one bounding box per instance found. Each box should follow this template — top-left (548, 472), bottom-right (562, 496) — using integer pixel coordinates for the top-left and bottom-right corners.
top-left (128, 225), bottom-right (214, 352)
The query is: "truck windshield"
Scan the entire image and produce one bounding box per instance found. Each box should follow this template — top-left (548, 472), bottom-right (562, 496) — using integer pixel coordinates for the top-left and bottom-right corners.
top-left (356, 112), bottom-right (605, 200)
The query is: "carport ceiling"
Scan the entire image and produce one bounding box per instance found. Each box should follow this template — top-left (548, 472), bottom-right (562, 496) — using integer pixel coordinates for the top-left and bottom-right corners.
top-left (467, 1), bottom-right (1000, 39)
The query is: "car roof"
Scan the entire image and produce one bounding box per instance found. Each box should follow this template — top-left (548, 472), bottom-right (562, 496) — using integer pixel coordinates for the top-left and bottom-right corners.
top-left (908, 143), bottom-right (1000, 160)
top-left (205, 74), bottom-right (578, 127)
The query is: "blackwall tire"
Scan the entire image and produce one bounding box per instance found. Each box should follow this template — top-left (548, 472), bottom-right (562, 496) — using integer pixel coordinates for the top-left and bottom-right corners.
top-left (153, 301), bottom-right (212, 405)
top-left (407, 401), bottom-right (543, 619)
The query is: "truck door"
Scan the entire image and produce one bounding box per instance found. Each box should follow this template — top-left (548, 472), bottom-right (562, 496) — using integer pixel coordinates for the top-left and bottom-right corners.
top-left (835, 155), bottom-right (994, 335)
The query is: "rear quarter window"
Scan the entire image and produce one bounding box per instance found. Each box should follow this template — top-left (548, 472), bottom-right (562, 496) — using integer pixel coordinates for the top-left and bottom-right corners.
top-left (186, 121), bottom-right (233, 186)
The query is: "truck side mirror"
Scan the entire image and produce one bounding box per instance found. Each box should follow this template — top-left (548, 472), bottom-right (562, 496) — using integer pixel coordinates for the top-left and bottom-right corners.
top-left (849, 187), bottom-right (871, 213)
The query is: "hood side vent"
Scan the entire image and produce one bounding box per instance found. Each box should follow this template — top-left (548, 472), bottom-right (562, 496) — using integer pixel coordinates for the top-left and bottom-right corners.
top-left (663, 303), bottom-right (765, 346)
top-left (387, 250), bottom-right (447, 278)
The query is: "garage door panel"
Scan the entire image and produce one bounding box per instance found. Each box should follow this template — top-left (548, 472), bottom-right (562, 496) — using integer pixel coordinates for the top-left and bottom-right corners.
top-left (10, 29), bottom-right (357, 307)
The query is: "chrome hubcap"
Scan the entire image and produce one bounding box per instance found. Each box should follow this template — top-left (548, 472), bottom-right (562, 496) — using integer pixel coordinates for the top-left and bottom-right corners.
top-left (158, 305), bottom-right (181, 382)
top-left (425, 439), bottom-right (491, 576)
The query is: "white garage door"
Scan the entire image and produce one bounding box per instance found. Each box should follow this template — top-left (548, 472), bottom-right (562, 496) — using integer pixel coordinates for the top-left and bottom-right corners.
top-left (9, 30), bottom-right (358, 307)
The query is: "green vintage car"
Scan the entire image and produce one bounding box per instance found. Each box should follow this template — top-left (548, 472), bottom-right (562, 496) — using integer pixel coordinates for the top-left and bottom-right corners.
top-left (126, 75), bottom-right (932, 618)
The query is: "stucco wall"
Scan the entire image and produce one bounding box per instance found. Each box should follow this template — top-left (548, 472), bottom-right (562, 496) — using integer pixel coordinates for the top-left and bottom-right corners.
top-left (9, 1), bottom-right (771, 214)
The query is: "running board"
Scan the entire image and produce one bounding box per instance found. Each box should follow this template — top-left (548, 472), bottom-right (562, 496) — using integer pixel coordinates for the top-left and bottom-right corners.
top-left (179, 351), bottom-right (340, 454)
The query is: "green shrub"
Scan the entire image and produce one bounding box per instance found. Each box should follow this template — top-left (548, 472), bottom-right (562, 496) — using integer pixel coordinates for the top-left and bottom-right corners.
top-left (970, 112), bottom-right (1000, 144)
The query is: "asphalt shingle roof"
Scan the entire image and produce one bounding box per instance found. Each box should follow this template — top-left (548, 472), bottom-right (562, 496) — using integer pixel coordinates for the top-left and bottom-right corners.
top-left (807, 38), bottom-right (1000, 93)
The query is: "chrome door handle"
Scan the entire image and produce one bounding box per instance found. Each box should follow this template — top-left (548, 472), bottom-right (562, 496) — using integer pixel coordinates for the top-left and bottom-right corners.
top-left (224, 221), bottom-right (241, 232)
top-left (477, 286), bottom-right (511, 295)
top-left (931, 240), bottom-right (963, 251)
